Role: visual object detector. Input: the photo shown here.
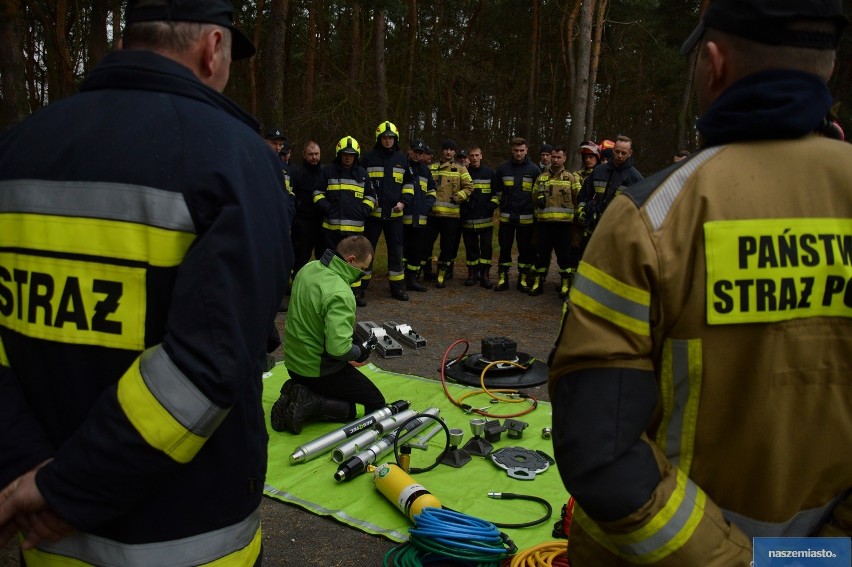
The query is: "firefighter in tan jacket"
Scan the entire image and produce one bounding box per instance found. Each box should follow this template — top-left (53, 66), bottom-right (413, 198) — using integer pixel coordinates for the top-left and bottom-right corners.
top-left (530, 145), bottom-right (581, 298)
top-left (548, 2), bottom-right (851, 565)
top-left (422, 139), bottom-right (473, 287)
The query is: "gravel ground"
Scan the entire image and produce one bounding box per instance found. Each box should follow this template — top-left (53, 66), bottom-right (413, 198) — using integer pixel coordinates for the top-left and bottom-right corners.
top-left (1, 264), bottom-right (565, 567)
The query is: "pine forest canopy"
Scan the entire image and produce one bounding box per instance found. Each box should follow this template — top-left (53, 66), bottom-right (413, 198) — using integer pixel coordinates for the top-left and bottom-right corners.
top-left (0, 0), bottom-right (850, 173)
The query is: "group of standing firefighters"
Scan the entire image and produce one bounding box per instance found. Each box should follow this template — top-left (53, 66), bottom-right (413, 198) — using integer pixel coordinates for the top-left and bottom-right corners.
top-left (274, 122), bottom-right (645, 307)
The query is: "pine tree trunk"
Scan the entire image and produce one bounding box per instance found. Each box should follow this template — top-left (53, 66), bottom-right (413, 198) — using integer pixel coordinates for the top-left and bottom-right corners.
top-left (0, 0), bottom-right (29, 128)
top-left (568, 0), bottom-right (595, 170)
top-left (585, 0), bottom-right (607, 145)
top-left (374, 8), bottom-right (387, 119)
top-left (259, 0), bottom-right (288, 131)
top-left (523, 0), bottom-right (540, 140)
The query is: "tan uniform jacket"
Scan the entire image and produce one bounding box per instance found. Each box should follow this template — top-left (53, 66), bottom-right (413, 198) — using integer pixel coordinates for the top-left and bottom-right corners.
top-left (550, 136), bottom-right (852, 565)
top-left (532, 166), bottom-right (580, 222)
top-left (429, 159), bottom-right (473, 218)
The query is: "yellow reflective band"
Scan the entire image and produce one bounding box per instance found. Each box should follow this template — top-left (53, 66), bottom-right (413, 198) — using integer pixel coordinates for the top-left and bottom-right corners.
top-left (705, 218), bottom-right (852, 325)
top-left (655, 339), bottom-right (703, 474)
top-left (0, 213), bottom-right (193, 268)
top-left (0, 252), bottom-right (145, 350)
top-left (575, 468), bottom-right (706, 563)
top-left (22, 545), bottom-right (90, 567)
top-left (326, 183), bottom-right (364, 198)
top-left (201, 524), bottom-right (262, 566)
top-left (0, 335), bottom-right (8, 367)
top-left (117, 357), bottom-right (206, 464)
top-left (571, 261), bottom-right (651, 336)
top-left (24, 510), bottom-right (261, 566)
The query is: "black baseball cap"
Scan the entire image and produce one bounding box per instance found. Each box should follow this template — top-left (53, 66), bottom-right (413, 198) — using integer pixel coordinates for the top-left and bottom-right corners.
top-left (457, 149), bottom-right (468, 158)
top-left (126, 0), bottom-right (256, 60)
top-left (265, 128), bottom-right (286, 140)
top-left (410, 139), bottom-right (427, 152)
top-left (681, 0), bottom-right (847, 55)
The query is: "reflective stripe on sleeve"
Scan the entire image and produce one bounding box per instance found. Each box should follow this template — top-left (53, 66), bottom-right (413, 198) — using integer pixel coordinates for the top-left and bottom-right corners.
top-left (571, 261), bottom-right (651, 336)
top-left (322, 220), bottom-right (365, 232)
top-left (656, 339), bottom-right (703, 474)
top-left (26, 507), bottom-right (261, 567)
top-left (574, 468), bottom-right (706, 563)
top-left (117, 345), bottom-right (229, 463)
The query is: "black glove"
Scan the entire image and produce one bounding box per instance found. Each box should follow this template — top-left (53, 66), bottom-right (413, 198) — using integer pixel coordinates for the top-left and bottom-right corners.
top-left (355, 335), bottom-right (378, 363)
top-left (354, 345), bottom-right (371, 363)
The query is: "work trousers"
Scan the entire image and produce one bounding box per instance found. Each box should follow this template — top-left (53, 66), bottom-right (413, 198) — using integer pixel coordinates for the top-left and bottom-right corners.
top-left (424, 216), bottom-right (461, 264)
top-left (497, 221), bottom-right (535, 271)
top-left (364, 217), bottom-right (405, 291)
top-left (462, 227), bottom-right (493, 267)
top-left (288, 366), bottom-right (386, 415)
top-left (403, 225), bottom-right (426, 272)
top-left (291, 214), bottom-right (325, 276)
top-left (534, 222), bottom-right (575, 272)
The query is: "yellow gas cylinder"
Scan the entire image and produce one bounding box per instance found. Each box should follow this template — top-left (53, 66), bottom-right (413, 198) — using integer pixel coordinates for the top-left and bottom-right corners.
top-left (372, 463), bottom-right (441, 521)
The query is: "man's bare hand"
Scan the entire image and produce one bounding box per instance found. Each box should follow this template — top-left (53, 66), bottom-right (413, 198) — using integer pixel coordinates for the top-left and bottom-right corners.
top-left (0, 469), bottom-right (74, 550)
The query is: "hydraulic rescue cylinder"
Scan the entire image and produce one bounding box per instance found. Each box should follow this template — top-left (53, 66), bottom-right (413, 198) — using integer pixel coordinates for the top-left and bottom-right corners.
top-left (373, 463), bottom-right (442, 522)
top-left (290, 399), bottom-right (410, 464)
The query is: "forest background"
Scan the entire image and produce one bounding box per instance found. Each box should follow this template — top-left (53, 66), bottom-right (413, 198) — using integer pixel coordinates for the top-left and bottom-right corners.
top-left (1, 0), bottom-right (850, 174)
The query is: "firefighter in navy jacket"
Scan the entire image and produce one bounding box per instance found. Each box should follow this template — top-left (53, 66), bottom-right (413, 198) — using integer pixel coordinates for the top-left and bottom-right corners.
top-left (0, 1), bottom-right (293, 565)
top-left (493, 137), bottom-right (542, 292)
top-left (313, 136), bottom-right (376, 303)
top-left (402, 140), bottom-right (437, 292)
top-left (461, 146), bottom-right (499, 288)
top-left (360, 121), bottom-right (413, 303)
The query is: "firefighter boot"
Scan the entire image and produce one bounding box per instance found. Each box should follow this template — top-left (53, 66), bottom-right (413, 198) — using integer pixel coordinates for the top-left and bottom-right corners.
top-left (517, 269), bottom-right (530, 293)
top-left (405, 270), bottom-right (427, 292)
top-left (480, 265), bottom-right (494, 289)
top-left (446, 261), bottom-right (455, 280)
top-left (270, 381), bottom-right (352, 434)
top-left (436, 262), bottom-right (449, 288)
top-left (559, 271), bottom-right (575, 300)
top-left (494, 267), bottom-right (510, 291)
top-left (464, 266), bottom-right (479, 286)
top-left (528, 273), bottom-right (543, 296)
top-left (390, 280), bottom-right (410, 301)
top-left (422, 261), bottom-right (435, 282)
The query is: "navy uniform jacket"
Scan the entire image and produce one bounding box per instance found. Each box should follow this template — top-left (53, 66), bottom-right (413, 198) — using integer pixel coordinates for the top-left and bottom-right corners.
top-left (0, 49), bottom-right (292, 564)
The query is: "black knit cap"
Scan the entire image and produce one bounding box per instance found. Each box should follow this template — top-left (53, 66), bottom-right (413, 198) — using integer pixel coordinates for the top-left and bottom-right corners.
top-left (126, 0), bottom-right (256, 60)
top-left (441, 139), bottom-right (458, 151)
top-left (681, 0), bottom-right (847, 55)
